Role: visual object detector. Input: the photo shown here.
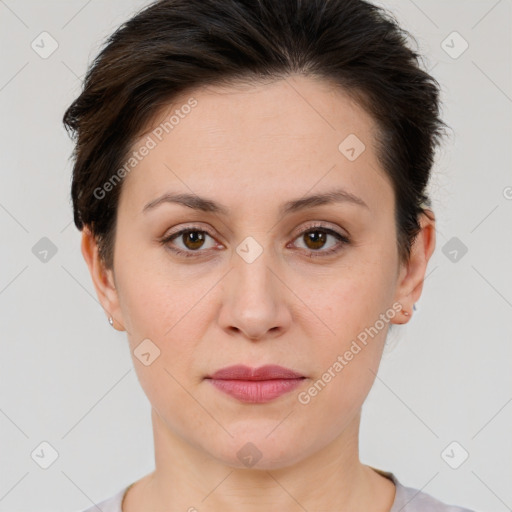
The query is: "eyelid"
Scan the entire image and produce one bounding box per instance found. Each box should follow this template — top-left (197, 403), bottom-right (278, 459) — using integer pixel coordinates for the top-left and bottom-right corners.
top-left (289, 220), bottom-right (349, 239)
top-left (163, 223), bottom-right (217, 240)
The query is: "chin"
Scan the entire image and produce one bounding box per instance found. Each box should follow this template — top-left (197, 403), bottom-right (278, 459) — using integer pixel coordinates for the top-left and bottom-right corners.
top-left (207, 432), bottom-right (311, 471)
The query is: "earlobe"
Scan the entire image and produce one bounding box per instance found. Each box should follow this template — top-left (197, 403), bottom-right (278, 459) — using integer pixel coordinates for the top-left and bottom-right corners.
top-left (80, 226), bottom-right (126, 331)
top-left (391, 211), bottom-right (436, 325)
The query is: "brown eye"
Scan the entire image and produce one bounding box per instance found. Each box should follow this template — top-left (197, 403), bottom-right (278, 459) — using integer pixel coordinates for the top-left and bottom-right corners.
top-left (161, 228), bottom-right (218, 258)
top-left (291, 226), bottom-right (350, 258)
top-left (180, 230), bottom-right (207, 250)
top-left (302, 230), bottom-right (328, 250)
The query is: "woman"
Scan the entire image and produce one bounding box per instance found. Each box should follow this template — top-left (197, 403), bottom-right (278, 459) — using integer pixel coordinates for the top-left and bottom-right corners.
top-left (64, 0), bottom-right (477, 510)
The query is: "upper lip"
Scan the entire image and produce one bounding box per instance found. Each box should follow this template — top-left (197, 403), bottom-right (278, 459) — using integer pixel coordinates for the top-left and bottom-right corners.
top-left (206, 364), bottom-right (304, 381)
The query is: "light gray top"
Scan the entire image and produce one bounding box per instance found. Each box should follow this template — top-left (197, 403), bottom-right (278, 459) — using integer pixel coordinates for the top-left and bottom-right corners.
top-left (77, 467), bottom-right (477, 512)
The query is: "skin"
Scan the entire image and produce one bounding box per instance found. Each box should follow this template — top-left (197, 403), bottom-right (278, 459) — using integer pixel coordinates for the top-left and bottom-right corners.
top-left (81, 74), bottom-right (435, 511)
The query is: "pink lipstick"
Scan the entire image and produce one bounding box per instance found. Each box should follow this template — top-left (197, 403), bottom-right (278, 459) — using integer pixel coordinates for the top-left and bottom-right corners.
top-left (205, 364), bottom-right (305, 403)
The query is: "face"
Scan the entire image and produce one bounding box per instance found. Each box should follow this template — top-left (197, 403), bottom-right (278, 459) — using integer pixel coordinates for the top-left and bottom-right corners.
top-left (83, 74), bottom-right (434, 470)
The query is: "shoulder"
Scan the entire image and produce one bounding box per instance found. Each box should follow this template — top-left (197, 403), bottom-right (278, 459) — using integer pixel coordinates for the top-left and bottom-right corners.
top-left (393, 480), bottom-right (477, 511)
top-left (371, 467), bottom-right (478, 512)
top-left (76, 485), bottom-right (129, 512)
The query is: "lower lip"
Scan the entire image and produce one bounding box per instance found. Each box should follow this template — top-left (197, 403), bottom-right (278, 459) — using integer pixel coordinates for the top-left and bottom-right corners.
top-left (207, 378), bottom-right (304, 403)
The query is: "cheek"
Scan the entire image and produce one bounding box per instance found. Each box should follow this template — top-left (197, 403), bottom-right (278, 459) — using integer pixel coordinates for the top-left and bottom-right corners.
top-left (313, 261), bottom-right (396, 344)
top-left (114, 251), bottom-right (211, 379)
top-left (299, 251), bottom-right (397, 399)
top-left (115, 262), bottom-right (205, 420)
top-left (297, 281), bottom-right (391, 429)
top-left (114, 245), bottom-right (188, 337)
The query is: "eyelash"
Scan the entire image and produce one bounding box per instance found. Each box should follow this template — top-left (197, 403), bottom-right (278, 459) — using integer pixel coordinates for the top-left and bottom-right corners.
top-left (159, 223), bottom-right (350, 259)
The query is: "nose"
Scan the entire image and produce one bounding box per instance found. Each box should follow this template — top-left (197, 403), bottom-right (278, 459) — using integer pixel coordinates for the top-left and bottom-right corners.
top-left (217, 245), bottom-right (292, 341)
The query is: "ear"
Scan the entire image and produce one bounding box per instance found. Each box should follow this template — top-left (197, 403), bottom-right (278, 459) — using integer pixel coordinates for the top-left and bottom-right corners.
top-left (391, 210), bottom-right (436, 325)
top-left (81, 225), bottom-right (126, 331)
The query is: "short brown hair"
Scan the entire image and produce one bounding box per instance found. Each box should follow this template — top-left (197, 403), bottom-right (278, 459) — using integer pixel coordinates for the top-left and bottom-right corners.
top-left (63, 0), bottom-right (446, 269)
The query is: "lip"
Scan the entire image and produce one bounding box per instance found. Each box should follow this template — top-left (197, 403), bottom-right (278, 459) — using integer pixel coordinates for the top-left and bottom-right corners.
top-left (205, 365), bottom-right (306, 403)
top-left (207, 364), bottom-right (304, 380)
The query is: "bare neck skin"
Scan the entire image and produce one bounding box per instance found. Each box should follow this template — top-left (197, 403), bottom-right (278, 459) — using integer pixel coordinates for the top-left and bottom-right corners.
top-left (122, 408), bottom-right (395, 512)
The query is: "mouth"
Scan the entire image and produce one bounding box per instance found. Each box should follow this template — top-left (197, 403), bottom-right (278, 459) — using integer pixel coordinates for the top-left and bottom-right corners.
top-left (205, 364), bottom-right (306, 403)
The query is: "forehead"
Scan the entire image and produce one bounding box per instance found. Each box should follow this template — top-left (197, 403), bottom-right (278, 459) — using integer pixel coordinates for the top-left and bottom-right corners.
top-left (119, 75), bottom-right (392, 217)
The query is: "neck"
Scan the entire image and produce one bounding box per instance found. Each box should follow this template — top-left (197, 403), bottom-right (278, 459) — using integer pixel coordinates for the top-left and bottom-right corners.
top-left (124, 408), bottom-right (395, 512)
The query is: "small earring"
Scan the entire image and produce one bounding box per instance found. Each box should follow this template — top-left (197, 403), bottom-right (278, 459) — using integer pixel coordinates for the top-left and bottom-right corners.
top-left (108, 316), bottom-right (114, 326)
top-left (403, 310), bottom-right (410, 317)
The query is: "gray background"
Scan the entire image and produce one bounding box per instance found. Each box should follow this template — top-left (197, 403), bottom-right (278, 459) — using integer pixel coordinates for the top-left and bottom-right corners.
top-left (0, 1), bottom-right (511, 511)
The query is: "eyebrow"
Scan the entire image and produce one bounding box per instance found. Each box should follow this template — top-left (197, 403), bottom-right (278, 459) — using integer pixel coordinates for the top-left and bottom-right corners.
top-left (142, 187), bottom-right (369, 216)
